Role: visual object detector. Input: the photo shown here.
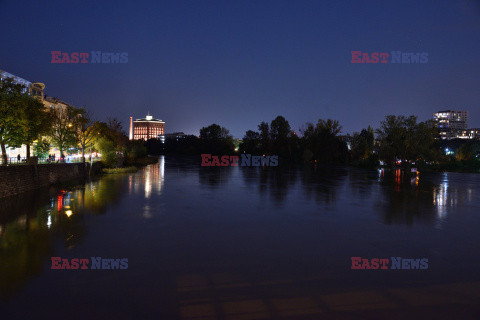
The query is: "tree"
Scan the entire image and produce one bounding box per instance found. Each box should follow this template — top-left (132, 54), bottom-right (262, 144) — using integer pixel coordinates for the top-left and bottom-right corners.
top-left (407, 120), bottom-right (439, 163)
top-left (270, 116), bottom-right (292, 157)
top-left (0, 78), bottom-right (28, 163)
top-left (240, 130), bottom-right (260, 154)
top-left (85, 119), bottom-right (130, 167)
top-left (301, 118), bottom-right (347, 164)
top-left (51, 105), bottom-right (85, 158)
top-left (199, 124), bottom-right (234, 154)
top-left (94, 121), bottom-right (128, 151)
top-left (33, 138), bottom-right (51, 158)
top-left (200, 124), bottom-right (231, 140)
top-left (376, 115), bottom-right (409, 165)
top-left (95, 137), bottom-right (117, 167)
top-left (270, 116), bottom-right (291, 141)
top-left (126, 140), bottom-right (147, 164)
top-left (107, 117), bottom-right (124, 133)
top-left (376, 115), bottom-right (439, 165)
top-left (350, 126), bottom-right (375, 162)
top-left (107, 117), bottom-right (128, 146)
top-left (17, 94), bottom-right (54, 159)
top-left (104, 118), bottom-right (129, 150)
top-left (78, 113), bottom-right (99, 162)
top-left (456, 141), bottom-right (480, 162)
top-left (258, 121), bottom-right (270, 153)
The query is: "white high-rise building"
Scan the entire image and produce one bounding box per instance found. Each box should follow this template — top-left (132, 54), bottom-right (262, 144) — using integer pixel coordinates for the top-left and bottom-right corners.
top-left (433, 110), bottom-right (469, 139)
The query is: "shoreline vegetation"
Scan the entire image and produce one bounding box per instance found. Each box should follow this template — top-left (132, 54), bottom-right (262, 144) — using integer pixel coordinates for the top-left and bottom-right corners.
top-left (102, 166), bottom-right (138, 174)
top-left (145, 116), bottom-right (480, 174)
top-left (102, 156), bottom-right (158, 174)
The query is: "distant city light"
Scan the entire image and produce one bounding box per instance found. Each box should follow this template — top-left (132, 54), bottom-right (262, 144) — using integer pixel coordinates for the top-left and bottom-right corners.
top-left (445, 148), bottom-right (454, 155)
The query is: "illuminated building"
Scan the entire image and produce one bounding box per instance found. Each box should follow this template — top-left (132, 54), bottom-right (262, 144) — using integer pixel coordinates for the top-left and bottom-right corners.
top-left (457, 128), bottom-right (480, 140)
top-left (158, 132), bottom-right (186, 143)
top-left (130, 114), bottom-right (165, 141)
top-left (43, 96), bottom-right (71, 113)
top-left (0, 69), bottom-right (44, 97)
top-left (433, 110), bottom-right (468, 139)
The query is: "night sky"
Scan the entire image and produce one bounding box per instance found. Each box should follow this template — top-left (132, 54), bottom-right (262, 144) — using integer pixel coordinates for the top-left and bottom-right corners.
top-left (1, 0), bottom-right (479, 137)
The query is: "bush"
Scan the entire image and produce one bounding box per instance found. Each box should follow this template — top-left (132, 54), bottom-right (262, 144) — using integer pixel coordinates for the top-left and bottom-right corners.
top-left (102, 151), bottom-right (118, 168)
top-left (95, 137), bottom-right (120, 168)
top-left (126, 140), bottom-right (147, 163)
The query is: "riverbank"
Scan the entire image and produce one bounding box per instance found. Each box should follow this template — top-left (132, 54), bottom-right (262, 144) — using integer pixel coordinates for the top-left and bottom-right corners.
top-left (102, 155), bottom-right (159, 174)
top-left (103, 166), bottom-right (138, 174)
top-left (0, 162), bottom-right (102, 198)
top-left (376, 162), bottom-right (480, 174)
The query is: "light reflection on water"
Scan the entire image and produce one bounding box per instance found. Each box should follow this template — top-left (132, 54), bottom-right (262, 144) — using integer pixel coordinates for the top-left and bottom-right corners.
top-left (433, 174), bottom-right (449, 220)
top-left (0, 157), bottom-right (480, 317)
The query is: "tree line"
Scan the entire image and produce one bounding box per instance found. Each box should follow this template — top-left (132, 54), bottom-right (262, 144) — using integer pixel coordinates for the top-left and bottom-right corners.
top-left (149, 115), bottom-right (479, 170)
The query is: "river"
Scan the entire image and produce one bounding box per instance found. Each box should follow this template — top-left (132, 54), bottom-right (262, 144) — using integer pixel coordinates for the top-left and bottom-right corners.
top-left (1, 156), bottom-right (479, 319)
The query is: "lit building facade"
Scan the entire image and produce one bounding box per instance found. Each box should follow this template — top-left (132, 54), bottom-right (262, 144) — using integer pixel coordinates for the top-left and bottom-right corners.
top-left (130, 114), bottom-right (165, 141)
top-left (158, 132), bottom-right (186, 143)
top-left (0, 69), bottom-right (76, 159)
top-left (457, 128), bottom-right (480, 140)
top-left (0, 70), bottom-right (45, 98)
top-left (43, 96), bottom-right (70, 113)
top-left (433, 110), bottom-right (468, 139)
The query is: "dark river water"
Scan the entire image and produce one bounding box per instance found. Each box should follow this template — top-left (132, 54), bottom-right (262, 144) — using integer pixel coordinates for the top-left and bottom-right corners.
top-left (1, 156), bottom-right (480, 319)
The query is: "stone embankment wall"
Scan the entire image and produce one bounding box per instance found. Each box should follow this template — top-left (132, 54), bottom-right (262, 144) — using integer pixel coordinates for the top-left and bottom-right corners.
top-left (0, 162), bottom-right (102, 198)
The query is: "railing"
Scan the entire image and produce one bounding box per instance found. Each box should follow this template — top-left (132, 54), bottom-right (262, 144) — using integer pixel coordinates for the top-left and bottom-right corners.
top-left (4, 157), bottom-right (28, 165)
top-left (1, 156), bottom-right (102, 166)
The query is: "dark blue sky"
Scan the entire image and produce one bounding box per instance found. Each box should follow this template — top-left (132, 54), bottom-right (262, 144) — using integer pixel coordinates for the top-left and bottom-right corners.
top-left (1, 0), bottom-right (479, 137)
